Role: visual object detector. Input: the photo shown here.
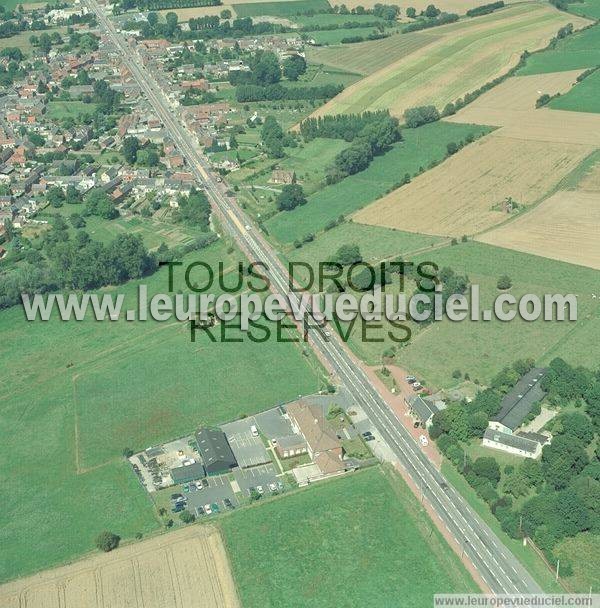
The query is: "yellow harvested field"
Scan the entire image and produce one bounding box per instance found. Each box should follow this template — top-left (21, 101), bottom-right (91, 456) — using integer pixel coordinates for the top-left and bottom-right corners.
top-left (445, 70), bottom-right (600, 145)
top-left (159, 5), bottom-right (236, 19)
top-left (353, 136), bottom-right (593, 237)
top-left (578, 161), bottom-right (600, 191)
top-left (477, 191), bottom-right (600, 270)
top-left (0, 527), bottom-right (240, 608)
top-left (309, 4), bottom-right (590, 119)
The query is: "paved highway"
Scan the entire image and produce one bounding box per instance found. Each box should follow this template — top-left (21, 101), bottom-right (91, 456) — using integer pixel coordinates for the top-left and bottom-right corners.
top-left (87, 1), bottom-right (543, 594)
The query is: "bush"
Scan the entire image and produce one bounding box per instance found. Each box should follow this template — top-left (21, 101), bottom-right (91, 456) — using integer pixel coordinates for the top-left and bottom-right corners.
top-left (179, 511), bottom-right (195, 524)
top-left (95, 531), bottom-right (120, 552)
top-left (403, 105), bottom-right (440, 128)
top-left (497, 275), bottom-right (512, 290)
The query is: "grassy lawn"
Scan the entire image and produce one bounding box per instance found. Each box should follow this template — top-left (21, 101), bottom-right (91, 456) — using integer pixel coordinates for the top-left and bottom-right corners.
top-left (264, 122), bottom-right (492, 244)
top-left (288, 222), bottom-right (445, 264)
top-left (232, 0), bottom-right (329, 18)
top-left (555, 533), bottom-right (600, 592)
top-left (36, 206), bottom-right (201, 250)
top-left (46, 100), bottom-right (98, 121)
top-left (291, 13), bottom-right (387, 27)
top-left (0, 240), bottom-right (324, 582)
top-left (548, 68), bottom-right (600, 113)
top-left (518, 23), bottom-right (600, 75)
top-left (441, 463), bottom-right (563, 593)
top-left (305, 27), bottom-right (383, 45)
top-left (397, 241), bottom-right (600, 387)
top-left (220, 466), bottom-right (478, 608)
top-left (567, 0), bottom-right (600, 20)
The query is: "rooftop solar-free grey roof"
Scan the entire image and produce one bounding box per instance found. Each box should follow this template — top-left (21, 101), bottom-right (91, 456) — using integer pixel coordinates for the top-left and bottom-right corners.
top-left (493, 368), bottom-right (546, 431)
top-left (484, 428), bottom-right (539, 454)
top-left (408, 395), bottom-right (438, 423)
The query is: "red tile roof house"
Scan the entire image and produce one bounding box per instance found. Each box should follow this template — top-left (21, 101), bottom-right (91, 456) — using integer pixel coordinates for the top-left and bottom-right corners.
top-left (286, 402), bottom-right (346, 477)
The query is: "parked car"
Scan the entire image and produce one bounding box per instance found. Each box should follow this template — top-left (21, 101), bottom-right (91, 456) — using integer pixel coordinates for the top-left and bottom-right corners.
top-left (224, 498), bottom-right (234, 509)
top-left (172, 503), bottom-right (185, 513)
top-left (361, 431), bottom-right (373, 438)
top-left (211, 502), bottom-right (219, 513)
top-left (412, 382), bottom-right (422, 391)
top-left (204, 504), bottom-right (212, 515)
top-left (419, 434), bottom-right (429, 447)
top-left (171, 493), bottom-right (183, 501)
top-left (196, 506), bottom-right (205, 516)
top-left (257, 485), bottom-right (264, 495)
top-left (201, 478), bottom-right (209, 488)
top-left (183, 484), bottom-right (189, 492)
top-left (195, 481), bottom-right (203, 490)
top-left (364, 434), bottom-right (375, 442)
top-left (406, 376), bottom-right (417, 383)
top-left (269, 482), bottom-right (277, 492)
top-left (250, 425), bottom-right (259, 437)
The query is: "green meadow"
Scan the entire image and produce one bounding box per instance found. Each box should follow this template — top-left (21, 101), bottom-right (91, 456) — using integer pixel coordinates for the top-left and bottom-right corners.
top-left (221, 466), bottom-right (478, 608)
top-left (0, 240), bottom-right (323, 582)
top-left (264, 122), bottom-right (492, 244)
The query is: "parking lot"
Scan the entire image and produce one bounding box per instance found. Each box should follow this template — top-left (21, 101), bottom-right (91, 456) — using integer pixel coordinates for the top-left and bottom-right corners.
top-left (222, 420), bottom-right (272, 468)
top-left (233, 463), bottom-right (280, 497)
top-left (181, 474), bottom-right (239, 516)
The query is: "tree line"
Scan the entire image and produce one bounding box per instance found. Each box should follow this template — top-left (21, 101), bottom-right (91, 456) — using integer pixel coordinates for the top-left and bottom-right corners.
top-left (300, 110), bottom-right (397, 141)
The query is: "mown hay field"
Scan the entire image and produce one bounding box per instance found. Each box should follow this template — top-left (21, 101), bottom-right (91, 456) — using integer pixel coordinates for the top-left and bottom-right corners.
top-left (309, 4), bottom-right (590, 118)
top-left (158, 5), bottom-right (237, 19)
top-left (0, 526), bottom-right (239, 608)
top-left (353, 136), bottom-right (593, 237)
top-left (221, 467), bottom-right (478, 608)
top-left (477, 190), bottom-right (600, 270)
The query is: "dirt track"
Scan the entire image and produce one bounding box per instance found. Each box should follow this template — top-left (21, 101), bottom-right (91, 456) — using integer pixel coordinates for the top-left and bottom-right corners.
top-left (0, 527), bottom-right (240, 608)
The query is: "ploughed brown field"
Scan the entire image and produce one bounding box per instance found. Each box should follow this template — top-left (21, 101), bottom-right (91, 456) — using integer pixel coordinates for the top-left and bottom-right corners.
top-left (0, 526), bottom-right (240, 608)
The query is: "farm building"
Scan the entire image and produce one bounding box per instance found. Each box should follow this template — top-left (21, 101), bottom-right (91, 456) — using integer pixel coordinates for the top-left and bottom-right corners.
top-left (195, 427), bottom-right (237, 476)
top-left (170, 461), bottom-right (206, 484)
top-left (482, 428), bottom-right (550, 459)
top-left (489, 368), bottom-right (547, 434)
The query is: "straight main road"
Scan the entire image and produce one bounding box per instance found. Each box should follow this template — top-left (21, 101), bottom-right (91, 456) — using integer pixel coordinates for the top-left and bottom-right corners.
top-left (86, 0), bottom-right (543, 594)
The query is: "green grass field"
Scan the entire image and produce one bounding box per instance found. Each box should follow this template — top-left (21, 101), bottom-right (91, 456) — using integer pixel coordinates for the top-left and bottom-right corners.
top-left (291, 12), bottom-right (386, 27)
top-left (567, 0), bottom-right (600, 20)
top-left (555, 533), bottom-right (600, 592)
top-left (46, 100), bottom-right (98, 121)
top-left (33, 207), bottom-right (201, 250)
top-left (232, 0), bottom-right (329, 18)
top-left (518, 23), bottom-right (600, 75)
top-left (0, 240), bottom-right (324, 582)
top-left (398, 241), bottom-right (600, 388)
top-left (264, 122), bottom-right (492, 244)
top-left (548, 68), bottom-right (600, 113)
top-left (305, 27), bottom-right (383, 45)
top-left (220, 466), bottom-right (478, 607)
top-left (307, 29), bottom-right (438, 75)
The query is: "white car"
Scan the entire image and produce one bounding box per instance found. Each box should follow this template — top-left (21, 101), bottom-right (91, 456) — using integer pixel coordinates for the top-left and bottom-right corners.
top-left (419, 434), bottom-right (429, 447)
top-left (269, 482), bottom-right (277, 492)
top-left (195, 481), bottom-right (203, 490)
top-left (204, 503), bottom-right (212, 514)
top-left (257, 485), bottom-right (264, 495)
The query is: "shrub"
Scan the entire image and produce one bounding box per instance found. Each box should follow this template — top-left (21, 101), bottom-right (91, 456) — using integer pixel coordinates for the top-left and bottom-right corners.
top-left (95, 531), bottom-right (120, 552)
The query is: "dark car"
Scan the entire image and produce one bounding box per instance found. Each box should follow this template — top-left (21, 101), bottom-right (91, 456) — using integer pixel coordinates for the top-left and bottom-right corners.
top-left (196, 506), bottom-right (205, 515)
top-left (361, 431), bottom-right (373, 438)
top-left (171, 503), bottom-right (185, 513)
top-left (171, 493), bottom-right (183, 501)
top-left (201, 478), bottom-right (209, 488)
top-left (223, 498), bottom-right (234, 509)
